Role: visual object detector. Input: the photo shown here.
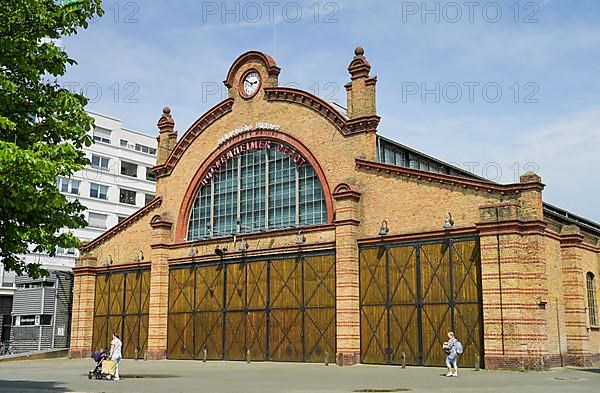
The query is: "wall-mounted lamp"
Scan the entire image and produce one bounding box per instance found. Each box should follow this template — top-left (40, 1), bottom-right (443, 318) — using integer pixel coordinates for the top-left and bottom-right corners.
top-left (379, 220), bottom-right (389, 236)
top-left (133, 250), bottom-right (144, 263)
top-left (443, 212), bottom-right (454, 229)
top-left (295, 231), bottom-right (306, 245)
top-left (189, 247), bottom-right (198, 257)
top-left (215, 246), bottom-right (227, 257)
top-left (538, 300), bottom-right (547, 310)
top-left (102, 255), bottom-right (113, 267)
top-left (239, 238), bottom-right (249, 252)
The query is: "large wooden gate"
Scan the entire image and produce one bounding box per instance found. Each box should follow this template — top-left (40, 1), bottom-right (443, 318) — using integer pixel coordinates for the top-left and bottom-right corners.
top-left (360, 237), bottom-right (483, 367)
top-left (92, 269), bottom-right (150, 358)
top-left (167, 253), bottom-right (335, 362)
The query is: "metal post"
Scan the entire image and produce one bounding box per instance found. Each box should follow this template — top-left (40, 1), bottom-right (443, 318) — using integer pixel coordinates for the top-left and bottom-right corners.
top-left (134, 348), bottom-right (138, 361)
top-left (246, 349), bottom-right (251, 364)
top-left (324, 351), bottom-right (329, 366)
top-left (540, 354), bottom-right (545, 371)
top-left (401, 352), bottom-right (406, 369)
top-left (475, 355), bottom-right (480, 371)
top-left (203, 347), bottom-right (207, 363)
top-left (144, 350), bottom-right (147, 361)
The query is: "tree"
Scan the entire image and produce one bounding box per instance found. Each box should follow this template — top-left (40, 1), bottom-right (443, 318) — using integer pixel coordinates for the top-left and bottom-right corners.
top-left (0, 0), bottom-right (103, 277)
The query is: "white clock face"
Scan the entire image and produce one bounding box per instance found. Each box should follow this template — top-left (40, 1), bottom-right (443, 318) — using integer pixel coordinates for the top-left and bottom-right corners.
top-left (242, 71), bottom-right (260, 97)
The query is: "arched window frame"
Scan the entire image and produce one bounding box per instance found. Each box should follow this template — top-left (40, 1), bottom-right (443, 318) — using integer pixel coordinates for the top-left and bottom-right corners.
top-left (587, 272), bottom-right (598, 327)
top-left (186, 141), bottom-right (327, 241)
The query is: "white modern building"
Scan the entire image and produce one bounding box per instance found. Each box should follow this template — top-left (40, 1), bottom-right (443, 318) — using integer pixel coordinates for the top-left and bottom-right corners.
top-left (22, 111), bottom-right (158, 268)
top-left (0, 111), bottom-right (157, 348)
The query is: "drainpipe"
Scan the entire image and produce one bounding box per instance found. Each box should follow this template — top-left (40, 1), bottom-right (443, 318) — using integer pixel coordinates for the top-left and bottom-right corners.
top-left (51, 278), bottom-right (58, 349)
top-left (39, 278), bottom-right (45, 351)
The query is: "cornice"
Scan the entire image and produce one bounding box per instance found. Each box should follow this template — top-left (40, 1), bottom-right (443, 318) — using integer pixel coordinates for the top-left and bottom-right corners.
top-left (355, 159), bottom-right (545, 195)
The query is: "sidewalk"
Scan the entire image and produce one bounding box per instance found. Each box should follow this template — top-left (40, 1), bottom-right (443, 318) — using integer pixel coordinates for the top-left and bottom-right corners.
top-left (0, 358), bottom-right (598, 393)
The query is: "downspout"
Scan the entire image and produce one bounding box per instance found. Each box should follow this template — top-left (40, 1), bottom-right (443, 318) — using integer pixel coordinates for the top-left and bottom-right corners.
top-left (51, 278), bottom-right (58, 349)
top-left (39, 278), bottom-right (45, 351)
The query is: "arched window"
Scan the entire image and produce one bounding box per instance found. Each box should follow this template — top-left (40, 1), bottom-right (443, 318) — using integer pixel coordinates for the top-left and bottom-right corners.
top-left (587, 272), bottom-right (598, 326)
top-left (187, 140), bottom-right (327, 240)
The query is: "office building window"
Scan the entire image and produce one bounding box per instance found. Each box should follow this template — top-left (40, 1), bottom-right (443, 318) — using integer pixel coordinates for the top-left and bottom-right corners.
top-left (93, 127), bottom-right (111, 144)
top-left (120, 139), bottom-right (128, 147)
top-left (88, 212), bottom-right (108, 229)
top-left (146, 167), bottom-right (156, 181)
top-left (18, 315), bottom-right (36, 326)
top-left (56, 246), bottom-right (76, 256)
top-left (120, 189), bottom-right (137, 205)
top-left (56, 177), bottom-right (80, 195)
top-left (121, 161), bottom-right (138, 177)
top-left (91, 155), bottom-right (110, 172)
top-left (145, 193), bottom-right (155, 205)
top-left (90, 183), bottom-right (108, 200)
top-left (135, 143), bottom-right (157, 155)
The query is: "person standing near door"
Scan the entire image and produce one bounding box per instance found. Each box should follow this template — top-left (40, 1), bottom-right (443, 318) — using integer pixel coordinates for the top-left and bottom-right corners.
top-left (110, 332), bottom-right (123, 380)
top-left (443, 331), bottom-right (459, 377)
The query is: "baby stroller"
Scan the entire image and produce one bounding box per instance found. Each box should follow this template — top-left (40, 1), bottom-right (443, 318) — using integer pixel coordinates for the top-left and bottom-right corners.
top-left (88, 350), bottom-right (114, 380)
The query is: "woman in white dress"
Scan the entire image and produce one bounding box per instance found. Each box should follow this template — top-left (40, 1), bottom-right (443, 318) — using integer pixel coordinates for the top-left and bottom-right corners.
top-left (109, 332), bottom-right (123, 380)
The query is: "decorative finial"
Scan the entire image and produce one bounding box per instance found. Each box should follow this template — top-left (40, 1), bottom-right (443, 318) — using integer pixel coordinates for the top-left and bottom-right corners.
top-left (355, 47), bottom-right (365, 56)
top-left (162, 106), bottom-right (171, 115)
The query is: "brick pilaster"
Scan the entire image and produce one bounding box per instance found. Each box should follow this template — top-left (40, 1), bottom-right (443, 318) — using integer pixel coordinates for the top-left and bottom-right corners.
top-left (333, 183), bottom-right (361, 365)
top-left (69, 256), bottom-right (97, 358)
top-left (559, 225), bottom-right (593, 366)
top-left (146, 216), bottom-right (173, 360)
top-left (477, 174), bottom-right (549, 370)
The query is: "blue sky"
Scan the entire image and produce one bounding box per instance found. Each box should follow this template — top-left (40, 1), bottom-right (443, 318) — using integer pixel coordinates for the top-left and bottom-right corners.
top-left (62, 0), bottom-right (600, 222)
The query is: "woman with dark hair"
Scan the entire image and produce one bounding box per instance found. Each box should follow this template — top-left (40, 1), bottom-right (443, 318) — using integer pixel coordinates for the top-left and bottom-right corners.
top-left (109, 332), bottom-right (123, 380)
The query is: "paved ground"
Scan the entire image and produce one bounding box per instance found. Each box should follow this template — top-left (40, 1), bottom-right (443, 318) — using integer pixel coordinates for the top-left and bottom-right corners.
top-left (0, 358), bottom-right (599, 393)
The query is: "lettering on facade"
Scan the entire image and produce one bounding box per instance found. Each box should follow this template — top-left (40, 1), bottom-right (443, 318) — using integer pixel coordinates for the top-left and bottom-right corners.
top-left (201, 139), bottom-right (306, 187)
top-left (217, 123), bottom-right (280, 146)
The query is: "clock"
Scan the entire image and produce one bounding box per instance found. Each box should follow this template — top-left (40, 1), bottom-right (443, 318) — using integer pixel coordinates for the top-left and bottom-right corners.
top-left (240, 70), bottom-right (261, 98)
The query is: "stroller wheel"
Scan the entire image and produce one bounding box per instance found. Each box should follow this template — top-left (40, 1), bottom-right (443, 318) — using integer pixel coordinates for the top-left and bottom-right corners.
top-left (88, 373), bottom-right (92, 380)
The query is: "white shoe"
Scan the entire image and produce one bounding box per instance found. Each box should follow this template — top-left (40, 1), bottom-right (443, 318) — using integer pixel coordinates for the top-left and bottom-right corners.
top-left (445, 372), bottom-right (453, 377)
top-left (452, 373), bottom-right (458, 377)
top-left (114, 377), bottom-right (120, 381)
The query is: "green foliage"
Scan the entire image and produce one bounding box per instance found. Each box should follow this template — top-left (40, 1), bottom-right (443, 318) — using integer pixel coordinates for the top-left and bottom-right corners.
top-left (0, 0), bottom-right (103, 278)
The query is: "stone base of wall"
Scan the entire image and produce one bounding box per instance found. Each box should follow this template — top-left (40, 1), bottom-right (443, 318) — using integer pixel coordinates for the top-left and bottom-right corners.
top-left (485, 355), bottom-right (560, 370)
top-left (486, 353), bottom-right (600, 370)
top-left (337, 352), bottom-right (360, 366)
top-left (69, 348), bottom-right (91, 359)
top-left (565, 353), bottom-right (600, 367)
top-left (146, 349), bottom-right (167, 360)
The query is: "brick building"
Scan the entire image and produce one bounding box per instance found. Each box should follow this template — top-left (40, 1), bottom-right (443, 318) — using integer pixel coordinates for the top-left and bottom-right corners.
top-left (69, 49), bottom-right (600, 369)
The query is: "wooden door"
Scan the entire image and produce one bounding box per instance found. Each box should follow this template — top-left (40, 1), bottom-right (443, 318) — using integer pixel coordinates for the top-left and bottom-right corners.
top-left (167, 253), bottom-right (335, 362)
top-left (359, 238), bottom-right (482, 367)
top-left (167, 268), bottom-right (194, 359)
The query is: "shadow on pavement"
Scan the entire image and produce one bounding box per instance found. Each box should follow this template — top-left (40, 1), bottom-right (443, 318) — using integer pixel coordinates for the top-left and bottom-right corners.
top-left (0, 380), bottom-right (72, 392)
top-left (579, 368), bottom-right (600, 374)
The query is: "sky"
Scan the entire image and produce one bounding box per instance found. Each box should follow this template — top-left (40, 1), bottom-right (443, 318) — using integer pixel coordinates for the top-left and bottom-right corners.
top-left (62, 0), bottom-right (600, 223)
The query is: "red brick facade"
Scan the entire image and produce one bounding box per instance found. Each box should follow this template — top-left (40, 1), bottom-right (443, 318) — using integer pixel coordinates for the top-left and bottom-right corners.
top-left (70, 49), bottom-right (600, 369)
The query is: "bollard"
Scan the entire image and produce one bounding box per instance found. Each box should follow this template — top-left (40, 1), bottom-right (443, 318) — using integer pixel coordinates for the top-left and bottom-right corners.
top-left (401, 352), bottom-right (406, 369)
top-left (324, 351), bottom-right (329, 366)
top-left (246, 349), bottom-right (251, 364)
top-left (475, 355), bottom-right (480, 371)
top-left (203, 347), bottom-right (207, 363)
top-left (540, 354), bottom-right (545, 371)
top-left (143, 350), bottom-right (147, 361)
top-left (134, 348), bottom-right (138, 361)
